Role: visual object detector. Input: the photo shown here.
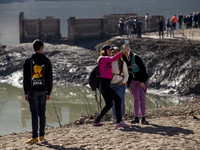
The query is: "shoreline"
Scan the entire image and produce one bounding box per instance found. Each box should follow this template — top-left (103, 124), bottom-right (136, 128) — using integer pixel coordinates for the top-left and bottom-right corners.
top-left (1, 98), bottom-right (200, 149)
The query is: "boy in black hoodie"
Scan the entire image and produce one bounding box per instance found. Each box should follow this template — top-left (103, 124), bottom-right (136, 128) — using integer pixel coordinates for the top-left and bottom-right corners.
top-left (23, 39), bottom-right (52, 145)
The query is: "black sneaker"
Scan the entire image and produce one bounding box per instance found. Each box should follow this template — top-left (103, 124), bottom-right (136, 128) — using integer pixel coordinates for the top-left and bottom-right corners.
top-left (141, 117), bottom-right (149, 125)
top-left (130, 117), bottom-right (139, 124)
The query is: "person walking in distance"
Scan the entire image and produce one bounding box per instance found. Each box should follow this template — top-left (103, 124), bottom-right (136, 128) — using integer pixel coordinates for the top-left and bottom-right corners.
top-left (137, 18), bottom-right (142, 38)
top-left (178, 13), bottom-right (183, 29)
top-left (109, 47), bottom-right (129, 124)
top-left (198, 12), bottom-right (200, 28)
top-left (183, 16), bottom-right (187, 29)
top-left (172, 14), bottom-right (178, 29)
top-left (92, 45), bottom-right (129, 127)
top-left (170, 20), bottom-right (175, 37)
top-left (194, 12), bottom-right (198, 28)
top-left (145, 13), bottom-right (149, 32)
top-left (188, 13), bottom-right (193, 28)
top-left (166, 18), bottom-right (170, 37)
top-left (157, 17), bottom-right (164, 39)
top-left (23, 39), bottom-right (53, 144)
top-left (122, 44), bottom-right (149, 125)
top-left (118, 18), bottom-right (125, 36)
top-left (125, 17), bottom-right (133, 38)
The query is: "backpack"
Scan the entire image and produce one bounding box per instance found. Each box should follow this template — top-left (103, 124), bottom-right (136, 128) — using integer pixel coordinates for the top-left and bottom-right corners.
top-left (128, 55), bottom-right (146, 74)
top-left (112, 60), bottom-right (124, 77)
top-left (88, 57), bottom-right (107, 91)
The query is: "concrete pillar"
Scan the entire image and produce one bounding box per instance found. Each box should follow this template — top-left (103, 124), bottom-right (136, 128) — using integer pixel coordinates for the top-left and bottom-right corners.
top-left (67, 17), bottom-right (76, 44)
top-left (101, 18), bottom-right (108, 38)
top-left (19, 12), bottom-right (24, 43)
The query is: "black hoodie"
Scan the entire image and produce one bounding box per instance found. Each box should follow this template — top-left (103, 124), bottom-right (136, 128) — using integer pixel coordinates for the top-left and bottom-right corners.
top-left (23, 53), bottom-right (52, 95)
top-left (122, 52), bottom-right (148, 87)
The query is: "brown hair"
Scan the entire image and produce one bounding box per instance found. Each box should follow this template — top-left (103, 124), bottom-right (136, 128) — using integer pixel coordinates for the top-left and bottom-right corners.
top-left (97, 50), bottom-right (107, 62)
top-left (118, 58), bottom-right (123, 73)
top-left (112, 48), bottom-right (123, 72)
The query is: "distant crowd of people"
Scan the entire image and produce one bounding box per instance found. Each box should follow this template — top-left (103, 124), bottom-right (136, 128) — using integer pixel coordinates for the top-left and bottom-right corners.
top-left (117, 12), bottom-right (200, 39)
top-left (118, 16), bottom-right (143, 38)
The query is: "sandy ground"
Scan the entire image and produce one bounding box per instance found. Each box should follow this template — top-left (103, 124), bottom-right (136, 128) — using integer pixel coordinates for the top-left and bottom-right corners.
top-left (118, 28), bottom-right (200, 41)
top-left (1, 116), bottom-right (200, 149)
top-left (1, 98), bottom-right (200, 150)
top-left (143, 28), bottom-right (200, 41)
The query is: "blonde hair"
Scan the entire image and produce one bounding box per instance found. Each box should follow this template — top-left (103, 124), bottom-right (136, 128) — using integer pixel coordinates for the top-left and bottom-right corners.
top-left (121, 45), bottom-right (131, 61)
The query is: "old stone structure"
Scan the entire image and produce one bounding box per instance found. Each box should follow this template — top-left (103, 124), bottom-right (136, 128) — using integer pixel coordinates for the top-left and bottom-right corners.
top-left (19, 12), bottom-right (165, 43)
top-left (67, 14), bottom-right (165, 42)
top-left (19, 12), bottom-right (61, 43)
top-left (67, 13), bottom-right (138, 42)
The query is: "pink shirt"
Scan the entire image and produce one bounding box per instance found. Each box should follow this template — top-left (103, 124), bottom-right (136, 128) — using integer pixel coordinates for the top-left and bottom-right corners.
top-left (99, 52), bottom-right (122, 79)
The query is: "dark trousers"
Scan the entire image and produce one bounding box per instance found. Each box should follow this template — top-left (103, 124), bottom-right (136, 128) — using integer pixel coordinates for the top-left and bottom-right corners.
top-left (94, 78), bottom-right (122, 123)
top-left (119, 27), bottom-right (124, 36)
top-left (138, 27), bottom-right (141, 37)
top-left (179, 23), bottom-right (182, 29)
top-left (28, 91), bottom-right (47, 139)
top-left (194, 21), bottom-right (198, 28)
top-left (159, 29), bottom-right (163, 38)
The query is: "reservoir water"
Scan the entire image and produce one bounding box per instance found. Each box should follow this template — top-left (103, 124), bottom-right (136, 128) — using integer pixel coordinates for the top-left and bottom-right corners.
top-left (0, 0), bottom-right (199, 45)
top-left (0, 83), bottom-right (185, 136)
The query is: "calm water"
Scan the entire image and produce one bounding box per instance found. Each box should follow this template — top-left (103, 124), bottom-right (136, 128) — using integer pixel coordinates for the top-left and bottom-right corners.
top-left (0, 0), bottom-right (199, 45)
top-left (0, 83), bottom-right (185, 136)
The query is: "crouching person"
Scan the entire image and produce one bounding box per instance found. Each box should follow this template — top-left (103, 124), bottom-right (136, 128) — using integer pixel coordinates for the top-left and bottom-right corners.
top-left (23, 39), bottom-right (53, 144)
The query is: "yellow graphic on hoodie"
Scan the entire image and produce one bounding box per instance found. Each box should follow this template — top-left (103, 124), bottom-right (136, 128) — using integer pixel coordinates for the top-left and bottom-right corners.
top-left (32, 64), bottom-right (43, 79)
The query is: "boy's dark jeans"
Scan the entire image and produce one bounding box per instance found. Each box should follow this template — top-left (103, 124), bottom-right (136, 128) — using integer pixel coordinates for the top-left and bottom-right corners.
top-left (28, 91), bottom-right (47, 139)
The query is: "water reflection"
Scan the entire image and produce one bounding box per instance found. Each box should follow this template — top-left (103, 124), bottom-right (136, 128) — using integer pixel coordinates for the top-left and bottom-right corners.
top-left (0, 83), bottom-right (185, 136)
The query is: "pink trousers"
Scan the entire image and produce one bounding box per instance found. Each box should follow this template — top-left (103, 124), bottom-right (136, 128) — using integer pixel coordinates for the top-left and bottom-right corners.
top-left (130, 80), bottom-right (148, 117)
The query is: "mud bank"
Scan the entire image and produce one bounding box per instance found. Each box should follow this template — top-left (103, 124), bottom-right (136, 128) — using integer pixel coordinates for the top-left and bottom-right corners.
top-left (96, 36), bottom-right (200, 95)
top-left (0, 30), bottom-right (200, 95)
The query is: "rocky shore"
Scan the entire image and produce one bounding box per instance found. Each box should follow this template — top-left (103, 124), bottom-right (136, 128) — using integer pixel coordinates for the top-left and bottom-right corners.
top-left (1, 28), bottom-right (200, 149)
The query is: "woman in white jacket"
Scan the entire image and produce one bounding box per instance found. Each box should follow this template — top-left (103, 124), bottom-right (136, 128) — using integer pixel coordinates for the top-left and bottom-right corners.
top-left (110, 47), bottom-right (129, 124)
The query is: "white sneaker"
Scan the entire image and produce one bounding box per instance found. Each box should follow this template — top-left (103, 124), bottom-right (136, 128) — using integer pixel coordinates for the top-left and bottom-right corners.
top-left (122, 117), bottom-right (125, 122)
top-left (109, 118), bottom-right (116, 125)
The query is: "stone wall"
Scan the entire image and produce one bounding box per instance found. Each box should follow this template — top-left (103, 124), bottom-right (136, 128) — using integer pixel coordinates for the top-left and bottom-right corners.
top-left (19, 12), bottom-right (61, 43)
top-left (67, 17), bottom-right (107, 41)
top-left (67, 13), bottom-right (165, 42)
top-left (19, 12), bottom-right (165, 44)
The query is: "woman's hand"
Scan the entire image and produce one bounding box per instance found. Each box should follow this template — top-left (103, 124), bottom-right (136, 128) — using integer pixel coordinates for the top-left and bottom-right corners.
top-left (46, 95), bottom-right (50, 101)
top-left (121, 45), bottom-right (129, 57)
top-left (128, 87), bottom-right (133, 95)
top-left (25, 94), bottom-right (28, 102)
top-left (118, 82), bottom-right (124, 86)
top-left (140, 82), bottom-right (147, 90)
